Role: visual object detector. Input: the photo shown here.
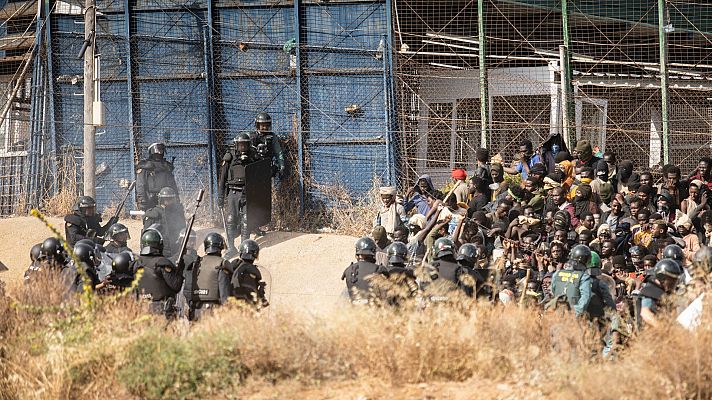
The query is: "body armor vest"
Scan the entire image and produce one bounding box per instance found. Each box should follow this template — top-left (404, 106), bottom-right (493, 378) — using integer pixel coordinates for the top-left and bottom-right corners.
top-left (143, 160), bottom-right (175, 194)
top-left (587, 278), bottom-right (606, 318)
top-left (192, 255), bottom-right (224, 303)
top-left (344, 260), bottom-right (381, 297)
top-left (227, 160), bottom-right (247, 187)
top-left (432, 260), bottom-right (461, 283)
top-left (136, 256), bottom-right (175, 301)
top-left (553, 269), bottom-right (584, 309)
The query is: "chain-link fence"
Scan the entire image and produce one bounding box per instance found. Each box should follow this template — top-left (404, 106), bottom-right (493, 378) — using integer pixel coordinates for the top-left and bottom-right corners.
top-left (0, 0), bottom-right (396, 217)
top-left (393, 0), bottom-right (712, 188)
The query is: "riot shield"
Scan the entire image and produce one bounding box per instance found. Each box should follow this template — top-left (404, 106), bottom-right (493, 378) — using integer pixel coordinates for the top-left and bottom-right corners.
top-left (245, 158), bottom-right (272, 231)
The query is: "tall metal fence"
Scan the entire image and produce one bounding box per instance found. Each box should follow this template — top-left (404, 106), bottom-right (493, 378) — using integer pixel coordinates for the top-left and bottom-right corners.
top-left (0, 0), bottom-right (397, 216)
top-left (393, 0), bottom-right (712, 188)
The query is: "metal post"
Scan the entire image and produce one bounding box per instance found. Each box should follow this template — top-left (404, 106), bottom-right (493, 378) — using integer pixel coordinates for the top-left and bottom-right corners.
top-left (560, 0), bottom-right (575, 148)
top-left (478, 0), bottom-right (489, 149)
top-left (27, 13), bottom-right (43, 208)
top-left (382, 34), bottom-right (392, 186)
top-left (293, 0), bottom-right (305, 216)
top-left (202, 21), bottom-right (217, 214)
top-left (44, 0), bottom-right (58, 193)
top-left (83, 0), bottom-right (96, 197)
top-left (385, 0), bottom-right (397, 186)
top-left (658, 0), bottom-right (670, 165)
top-left (124, 0), bottom-right (137, 208)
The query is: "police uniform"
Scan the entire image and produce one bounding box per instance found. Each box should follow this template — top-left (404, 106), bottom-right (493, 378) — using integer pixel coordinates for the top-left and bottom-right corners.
top-left (218, 150), bottom-right (258, 244)
top-left (231, 260), bottom-right (268, 306)
top-left (588, 277), bottom-right (616, 319)
top-left (383, 263), bottom-right (418, 305)
top-left (638, 281), bottom-right (666, 317)
top-left (550, 264), bottom-right (592, 317)
top-left (181, 254), bottom-right (232, 320)
top-left (135, 254), bottom-right (183, 317)
top-left (135, 157), bottom-right (179, 211)
top-left (64, 211), bottom-right (114, 247)
top-left (66, 260), bottom-right (101, 293)
top-left (142, 203), bottom-right (187, 256)
top-left (341, 260), bottom-right (385, 302)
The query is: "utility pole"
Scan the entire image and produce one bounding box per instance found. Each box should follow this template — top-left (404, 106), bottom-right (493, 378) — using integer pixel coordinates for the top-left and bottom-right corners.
top-left (83, 0), bottom-right (96, 197)
top-left (560, 0), bottom-right (575, 149)
top-left (478, 0), bottom-right (489, 149)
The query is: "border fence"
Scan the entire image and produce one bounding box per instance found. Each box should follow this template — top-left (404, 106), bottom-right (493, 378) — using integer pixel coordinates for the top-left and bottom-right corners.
top-left (0, 0), bottom-right (710, 216)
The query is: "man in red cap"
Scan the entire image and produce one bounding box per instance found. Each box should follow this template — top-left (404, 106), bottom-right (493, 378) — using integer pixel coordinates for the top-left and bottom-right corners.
top-left (452, 168), bottom-right (468, 204)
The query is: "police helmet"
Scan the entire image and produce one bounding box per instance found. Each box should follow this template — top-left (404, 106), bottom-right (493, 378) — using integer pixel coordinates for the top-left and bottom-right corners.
top-left (111, 251), bottom-right (134, 275)
top-left (140, 229), bottom-right (164, 256)
top-left (569, 244), bottom-right (592, 266)
top-left (30, 243), bottom-right (42, 262)
top-left (654, 258), bottom-right (683, 282)
top-left (204, 232), bottom-right (226, 255)
top-left (108, 223), bottom-right (130, 241)
top-left (354, 237), bottom-right (377, 257)
top-left (77, 195), bottom-right (96, 210)
top-left (629, 246), bottom-right (647, 258)
top-left (255, 112), bottom-right (272, 125)
top-left (456, 243), bottom-right (478, 266)
top-left (148, 142), bottom-right (166, 156)
top-left (662, 244), bottom-right (685, 264)
top-left (387, 242), bottom-right (408, 265)
top-left (40, 237), bottom-right (64, 260)
top-left (588, 251), bottom-right (602, 276)
top-left (433, 237), bottom-right (455, 260)
top-left (233, 132), bottom-right (252, 146)
top-left (158, 187), bottom-right (177, 199)
top-left (239, 239), bottom-right (260, 261)
top-left (692, 246), bottom-right (712, 275)
top-left (73, 242), bottom-right (96, 264)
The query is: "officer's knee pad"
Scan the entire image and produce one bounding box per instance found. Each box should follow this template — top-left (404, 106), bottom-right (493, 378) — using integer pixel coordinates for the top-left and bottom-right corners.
top-left (226, 214), bottom-right (237, 228)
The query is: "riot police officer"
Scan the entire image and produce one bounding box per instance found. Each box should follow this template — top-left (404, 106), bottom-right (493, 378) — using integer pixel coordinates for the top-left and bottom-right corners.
top-left (252, 112), bottom-right (285, 177)
top-left (143, 187), bottom-right (186, 257)
top-left (550, 245), bottom-right (592, 317)
top-left (341, 237), bottom-right (386, 303)
top-left (173, 229), bottom-right (198, 267)
top-left (135, 142), bottom-right (180, 211)
top-left (182, 233), bottom-right (232, 320)
top-left (135, 229), bottom-right (184, 318)
top-left (96, 251), bottom-right (136, 296)
top-left (68, 242), bottom-right (101, 292)
top-left (219, 133), bottom-right (258, 256)
top-left (24, 237), bottom-right (67, 282)
top-left (382, 242), bottom-right (418, 305)
top-left (105, 223), bottom-right (132, 254)
top-left (429, 238), bottom-right (462, 287)
top-left (639, 259), bottom-right (683, 328)
top-left (231, 239), bottom-right (269, 307)
top-left (64, 196), bottom-right (116, 246)
top-left (455, 243), bottom-right (485, 297)
top-left (586, 251), bottom-right (616, 320)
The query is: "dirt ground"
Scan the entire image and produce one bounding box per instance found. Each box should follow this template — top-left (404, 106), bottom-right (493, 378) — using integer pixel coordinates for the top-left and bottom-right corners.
top-left (0, 216), bottom-right (355, 314)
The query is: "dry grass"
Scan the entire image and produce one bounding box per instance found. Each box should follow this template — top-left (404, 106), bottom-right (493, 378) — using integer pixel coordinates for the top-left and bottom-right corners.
top-left (3, 274), bottom-right (712, 399)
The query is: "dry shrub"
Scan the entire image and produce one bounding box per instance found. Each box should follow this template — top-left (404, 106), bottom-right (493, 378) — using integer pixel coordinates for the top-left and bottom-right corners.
top-left (42, 155), bottom-right (80, 216)
top-left (312, 178), bottom-right (381, 237)
top-left (5, 276), bottom-right (712, 399)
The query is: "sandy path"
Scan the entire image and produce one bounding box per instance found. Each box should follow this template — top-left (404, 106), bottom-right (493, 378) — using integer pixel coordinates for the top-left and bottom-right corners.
top-left (0, 216), bottom-right (355, 314)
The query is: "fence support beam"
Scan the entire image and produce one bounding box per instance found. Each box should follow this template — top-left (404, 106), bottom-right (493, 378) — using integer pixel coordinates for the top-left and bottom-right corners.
top-left (124, 0), bottom-right (137, 209)
top-left (294, 0), bottom-right (306, 216)
top-left (658, 0), bottom-right (671, 165)
top-left (560, 0), bottom-right (575, 148)
top-left (478, 0), bottom-right (489, 149)
top-left (44, 0), bottom-right (58, 195)
top-left (385, 0), bottom-right (397, 187)
top-left (204, 0), bottom-right (218, 214)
